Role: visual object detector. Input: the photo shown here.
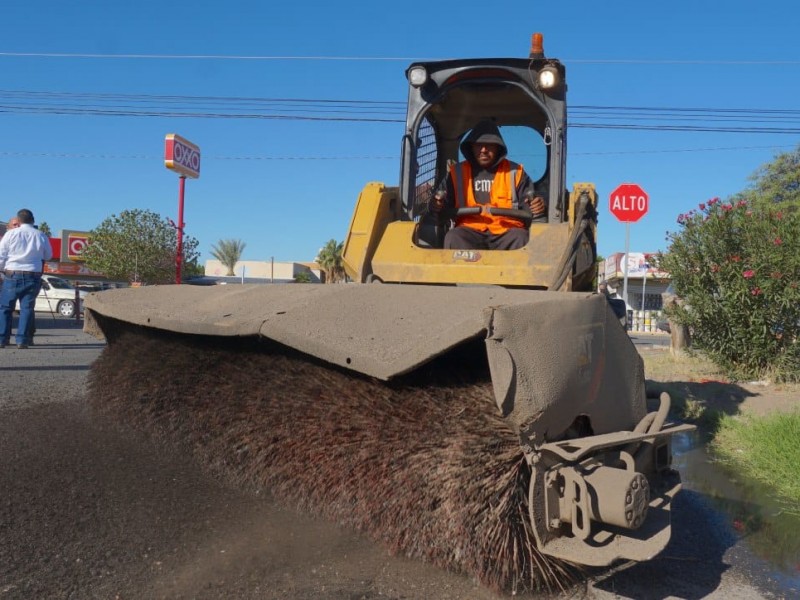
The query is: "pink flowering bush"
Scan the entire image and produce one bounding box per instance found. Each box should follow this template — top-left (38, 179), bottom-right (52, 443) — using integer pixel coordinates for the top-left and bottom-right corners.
top-left (658, 197), bottom-right (800, 381)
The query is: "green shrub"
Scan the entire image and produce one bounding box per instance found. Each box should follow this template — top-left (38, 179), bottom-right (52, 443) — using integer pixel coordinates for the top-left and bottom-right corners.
top-left (659, 193), bottom-right (800, 382)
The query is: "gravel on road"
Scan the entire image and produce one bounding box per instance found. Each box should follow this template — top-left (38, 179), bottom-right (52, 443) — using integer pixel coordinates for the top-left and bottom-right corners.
top-left (0, 318), bottom-right (781, 599)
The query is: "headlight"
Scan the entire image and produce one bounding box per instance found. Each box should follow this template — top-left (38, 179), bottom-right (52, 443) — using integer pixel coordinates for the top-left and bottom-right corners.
top-left (537, 66), bottom-right (559, 90)
top-left (408, 66), bottom-right (428, 87)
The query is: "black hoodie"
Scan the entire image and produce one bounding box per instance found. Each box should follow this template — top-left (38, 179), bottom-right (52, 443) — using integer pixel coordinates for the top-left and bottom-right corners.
top-left (459, 120), bottom-right (508, 167)
top-left (439, 120), bottom-right (536, 209)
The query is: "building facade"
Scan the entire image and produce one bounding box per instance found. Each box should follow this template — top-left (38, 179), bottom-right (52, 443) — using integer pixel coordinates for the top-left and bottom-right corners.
top-left (601, 252), bottom-right (671, 332)
top-left (204, 260), bottom-right (322, 283)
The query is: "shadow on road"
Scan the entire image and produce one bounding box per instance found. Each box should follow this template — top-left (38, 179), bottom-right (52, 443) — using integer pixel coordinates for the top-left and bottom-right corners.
top-left (21, 315), bottom-right (85, 331)
top-left (591, 489), bottom-right (738, 599)
top-left (0, 364), bottom-right (93, 372)
top-left (645, 379), bottom-right (758, 418)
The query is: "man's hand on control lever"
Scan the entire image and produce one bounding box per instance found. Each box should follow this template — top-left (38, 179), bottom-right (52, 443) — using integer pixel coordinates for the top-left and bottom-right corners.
top-left (524, 190), bottom-right (546, 217)
top-left (430, 190), bottom-right (446, 213)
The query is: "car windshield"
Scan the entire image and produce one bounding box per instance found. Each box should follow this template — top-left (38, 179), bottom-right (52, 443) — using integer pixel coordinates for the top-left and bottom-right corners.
top-left (47, 277), bottom-right (74, 290)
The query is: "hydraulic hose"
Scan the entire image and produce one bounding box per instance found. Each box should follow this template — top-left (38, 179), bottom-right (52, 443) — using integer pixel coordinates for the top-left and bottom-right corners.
top-left (548, 192), bottom-right (590, 291)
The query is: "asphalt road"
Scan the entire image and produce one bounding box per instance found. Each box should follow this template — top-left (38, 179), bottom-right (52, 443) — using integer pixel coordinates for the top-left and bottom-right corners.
top-left (628, 331), bottom-right (670, 350)
top-left (0, 318), bottom-right (786, 599)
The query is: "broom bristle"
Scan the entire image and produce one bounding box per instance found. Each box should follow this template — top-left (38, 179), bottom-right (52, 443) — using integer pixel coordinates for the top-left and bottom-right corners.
top-left (88, 323), bottom-right (579, 594)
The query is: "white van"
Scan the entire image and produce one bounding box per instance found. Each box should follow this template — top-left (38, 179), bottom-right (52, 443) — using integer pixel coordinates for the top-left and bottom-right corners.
top-left (37, 275), bottom-right (87, 318)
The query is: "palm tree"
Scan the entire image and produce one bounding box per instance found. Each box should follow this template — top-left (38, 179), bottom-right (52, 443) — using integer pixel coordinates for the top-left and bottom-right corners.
top-left (210, 239), bottom-right (246, 276)
top-left (316, 239), bottom-right (345, 284)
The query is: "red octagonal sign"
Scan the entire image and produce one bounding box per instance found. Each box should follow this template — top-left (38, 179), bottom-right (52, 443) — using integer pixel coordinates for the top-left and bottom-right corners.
top-left (609, 183), bottom-right (649, 223)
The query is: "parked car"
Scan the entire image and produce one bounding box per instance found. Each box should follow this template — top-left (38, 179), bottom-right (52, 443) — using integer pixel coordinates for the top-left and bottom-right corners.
top-left (36, 275), bottom-right (88, 318)
top-left (607, 297), bottom-right (628, 329)
top-left (76, 281), bottom-right (125, 292)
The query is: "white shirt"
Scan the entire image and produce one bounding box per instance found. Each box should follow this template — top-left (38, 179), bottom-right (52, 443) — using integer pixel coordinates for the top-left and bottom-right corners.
top-left (0, 223), bottom-right (53, 272)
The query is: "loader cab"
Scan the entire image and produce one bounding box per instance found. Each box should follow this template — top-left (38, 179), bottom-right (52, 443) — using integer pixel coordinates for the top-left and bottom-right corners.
top-left (411, 122), bottom-right (552, 250)
top-left (400, 55), bottom-right (568, 232)
top-left (341, 35), bottom-right (598, 291)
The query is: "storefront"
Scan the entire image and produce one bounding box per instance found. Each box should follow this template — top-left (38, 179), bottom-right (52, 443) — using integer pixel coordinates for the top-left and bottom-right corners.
top-left (601, 252), bottom-right (671, 332)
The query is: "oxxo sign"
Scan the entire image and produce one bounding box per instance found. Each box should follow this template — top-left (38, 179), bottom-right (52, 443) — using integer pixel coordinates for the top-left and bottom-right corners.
top-left (609, 183), bottom-right (649, 223)
top-left (164, 134), bottom-right (201, 179)
top-left (60, 229), bottom-right (92, 262)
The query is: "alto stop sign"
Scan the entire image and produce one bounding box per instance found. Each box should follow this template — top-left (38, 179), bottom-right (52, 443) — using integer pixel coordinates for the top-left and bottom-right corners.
top-left (609, 183), bottom-right (649, 223)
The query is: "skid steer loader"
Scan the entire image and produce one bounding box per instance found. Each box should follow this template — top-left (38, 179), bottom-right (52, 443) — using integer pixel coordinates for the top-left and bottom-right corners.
top-left (84, 33), bottom-right (693, 592)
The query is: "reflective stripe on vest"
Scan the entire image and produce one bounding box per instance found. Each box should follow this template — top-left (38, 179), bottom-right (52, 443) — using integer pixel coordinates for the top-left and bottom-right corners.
top-left (510, 167), bottom-right (518, 209)
top-left (455, 162), bottom-right (464, 208)
top-left (449, 159), bottom-right (525, 234)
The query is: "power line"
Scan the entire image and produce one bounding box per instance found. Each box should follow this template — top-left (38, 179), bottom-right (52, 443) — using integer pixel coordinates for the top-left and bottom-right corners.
top-left (3, 90), bottom-right (800, 133)
top-left (1, 51), bottom-right (800, 65)
top-left (0, 89), bottom-right (406, 106)
top-left (3, 105), bottom-right (799, 133)
top-left (0, 106), bottom-right (403, 122)
top-left (1, 144), bottom-right (794, 161)
top-left (7, 90), bottom-right (800, 119)
top-left (566, 59), bottom-right (800, 65)
top-left (573, 105), bottom-right (800, 114)
top-left (570, 144), bottom-right (796, 156)
top-left (4, 89), bottom-right (800, 124)
top-left (571, 123), bottom-right (800, 134)
top-left (0, 151), bottom-right (397, 160)
top-left (0, 52), bottom-right (422, 61)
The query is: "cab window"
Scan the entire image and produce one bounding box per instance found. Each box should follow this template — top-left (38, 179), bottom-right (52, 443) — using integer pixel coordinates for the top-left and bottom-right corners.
top-left (498, 125), bottom-right (547, 183)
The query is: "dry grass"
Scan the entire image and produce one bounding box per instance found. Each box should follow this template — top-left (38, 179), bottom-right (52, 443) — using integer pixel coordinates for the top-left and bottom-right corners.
top-left (641, 349), bottom-right (800, 426)
top-left (641, 350), bottom-right (727, 384)
top-left (87, 322), bottom-right (579, 595)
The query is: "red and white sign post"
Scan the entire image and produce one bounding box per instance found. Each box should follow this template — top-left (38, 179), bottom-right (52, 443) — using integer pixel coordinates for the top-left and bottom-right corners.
top-left (164, 134), bottom-right (201, 284)
top-left (609, 183), bottom-right (649, 309)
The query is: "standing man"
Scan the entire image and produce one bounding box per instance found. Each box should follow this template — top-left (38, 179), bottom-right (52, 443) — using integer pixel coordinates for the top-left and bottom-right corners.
top-left (430, 120), bottom-right (547, 250)
top-left (0, 209), bottom-right (52, 349)
top-left (3, 216), bottom-right (35, 343)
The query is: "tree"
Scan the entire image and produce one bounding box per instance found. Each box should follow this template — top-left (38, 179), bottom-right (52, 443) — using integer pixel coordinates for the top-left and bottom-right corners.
top-left (316, 239), bottom-right (345, 284)
top-left (183, 259), bottom-right (205, 279)
top-left (738, 147), bottom-right (800, 206)
top-left (294, 271), bottom-right (312, 283)
top-left (594, 254), bottom-right (605, 290)
top-left (210, 239), bottom-right (246, 276)
top-left (81, 209), bottom-right (200, 285)
top-left (38, 222), bottom-right (53, 237)
top-left (659, 146), bottom-right (800, 382)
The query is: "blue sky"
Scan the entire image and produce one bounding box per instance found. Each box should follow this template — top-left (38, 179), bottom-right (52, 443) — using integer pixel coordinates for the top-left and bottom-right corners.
top-left (2, 1), bottom-right (799, 264)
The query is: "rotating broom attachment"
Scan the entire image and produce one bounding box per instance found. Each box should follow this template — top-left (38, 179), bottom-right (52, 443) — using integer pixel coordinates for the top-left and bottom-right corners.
top-left (88, 322), bottom-right (580, 594)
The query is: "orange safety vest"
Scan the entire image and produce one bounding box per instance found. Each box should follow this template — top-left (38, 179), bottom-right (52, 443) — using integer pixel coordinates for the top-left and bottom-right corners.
top-left (449, 159), bottom-right (526, 235)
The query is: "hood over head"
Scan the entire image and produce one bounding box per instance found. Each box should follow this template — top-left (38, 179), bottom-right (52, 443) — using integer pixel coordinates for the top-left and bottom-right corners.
top-left (460, 120), bottom-right (508, 166)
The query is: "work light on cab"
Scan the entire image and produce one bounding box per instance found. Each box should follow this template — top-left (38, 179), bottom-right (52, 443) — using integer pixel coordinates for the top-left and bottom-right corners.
top-left (408, 66), bottom-right (428, 87)
top-left (538, 66), bottom-right (559, 89)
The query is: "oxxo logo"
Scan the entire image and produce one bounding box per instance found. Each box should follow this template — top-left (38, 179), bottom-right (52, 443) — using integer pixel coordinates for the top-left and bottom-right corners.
top-left (164, 134), bottom-right (201, 179)
top-left (67, 235), bottom-right (89, 260)
top-left (173, 141), bottom-right (200, 172)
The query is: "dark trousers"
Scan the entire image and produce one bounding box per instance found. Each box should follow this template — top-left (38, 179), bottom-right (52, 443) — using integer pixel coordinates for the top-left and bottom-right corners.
top-left (25, 312), bottom-right (36, 340)
top-left (0, 272), bottom-right (41, 345)
top-left (444, 226), bottom-right (529, 250)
